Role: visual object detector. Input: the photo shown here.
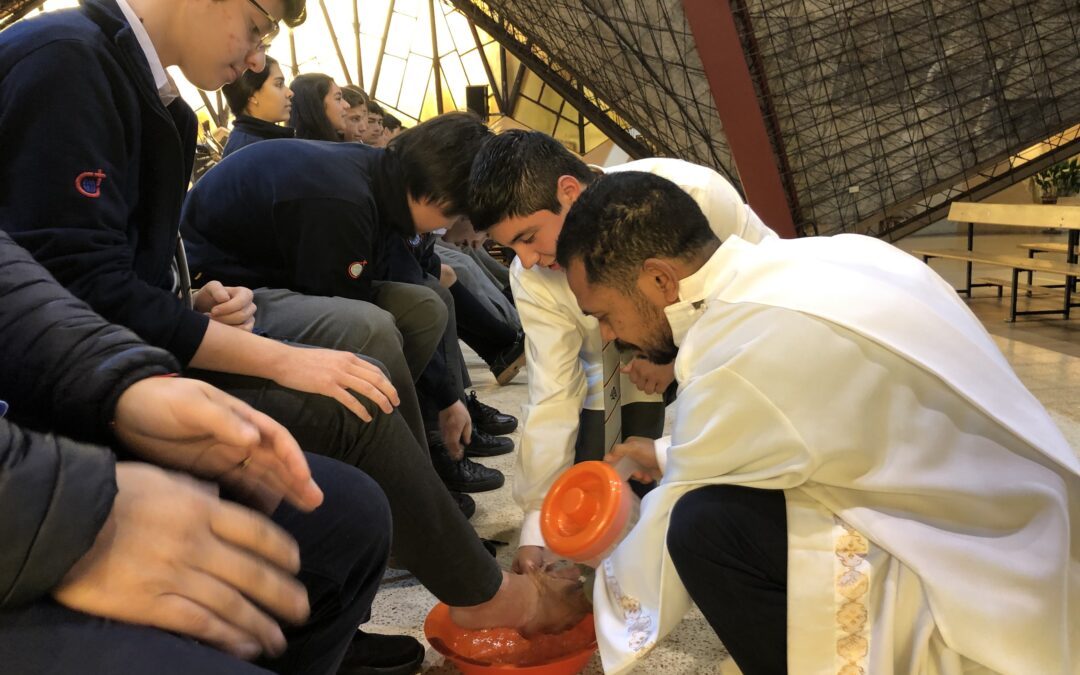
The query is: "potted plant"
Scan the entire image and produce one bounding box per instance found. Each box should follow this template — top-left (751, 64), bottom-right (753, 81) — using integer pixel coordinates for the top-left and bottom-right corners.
top-left (1033, 158), bottom-right (1080, 203)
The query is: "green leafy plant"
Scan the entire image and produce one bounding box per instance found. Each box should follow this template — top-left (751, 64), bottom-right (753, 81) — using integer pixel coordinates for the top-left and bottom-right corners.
top-left (1033, 158), bottom-right (1080, 200)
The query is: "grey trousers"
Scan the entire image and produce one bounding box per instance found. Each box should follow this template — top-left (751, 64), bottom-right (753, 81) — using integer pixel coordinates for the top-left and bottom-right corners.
top-left (210, 287), bottom-right (503, 603)
top-left (470, 245), bottom-right (512, 289)
top-left (251, 287), bottom-right (446, 447)
top-left (437, 239), bottom-right (511, 289)
top-left (435, 240), bottom-right (519, 330)
top-left (369, 281), bottom-right (448, 380)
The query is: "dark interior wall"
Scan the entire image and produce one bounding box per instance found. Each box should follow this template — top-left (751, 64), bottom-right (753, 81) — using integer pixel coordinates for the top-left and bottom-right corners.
top-left (455, 0), bottom-right (1080, 237)
top-left (744, 0), bottom-right (1080, 234)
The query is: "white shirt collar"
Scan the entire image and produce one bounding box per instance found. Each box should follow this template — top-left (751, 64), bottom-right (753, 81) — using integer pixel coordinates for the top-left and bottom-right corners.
top-left (663, 238), bottom-right (743, 347)
top-left (114, 0), bottom-right (179, 106)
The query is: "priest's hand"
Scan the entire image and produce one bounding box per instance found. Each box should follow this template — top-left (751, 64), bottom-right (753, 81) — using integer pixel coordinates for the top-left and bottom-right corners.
top-left (513, 545), bottom-right (556, 574)
top-left (113, 376), bottom-right (323, 512)
top-left (52, 463), bottom-right (309, 660)
top-left (606, 436), bottom-right (662, 483)
top-left (620, 356), bottom-right (675, 396)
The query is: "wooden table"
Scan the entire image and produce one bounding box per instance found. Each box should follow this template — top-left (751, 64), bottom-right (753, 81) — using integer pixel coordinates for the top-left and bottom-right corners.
top-left (948, 202), bottom-right (1080, 292)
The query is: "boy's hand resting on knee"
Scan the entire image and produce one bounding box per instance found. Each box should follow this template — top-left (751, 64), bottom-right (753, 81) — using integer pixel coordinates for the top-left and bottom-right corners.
top-left (190, 323), bottom-right (399, 425)
top-left (114, 377), bottom-right (323, 512)
top-left (52, 463), bottom-right (310, 661)
top-left (272, 346), bottom-right (400, 423)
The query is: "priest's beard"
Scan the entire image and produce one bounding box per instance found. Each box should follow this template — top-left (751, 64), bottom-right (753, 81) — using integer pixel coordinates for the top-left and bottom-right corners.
top-left (614, 289), bottom-right (678, 365)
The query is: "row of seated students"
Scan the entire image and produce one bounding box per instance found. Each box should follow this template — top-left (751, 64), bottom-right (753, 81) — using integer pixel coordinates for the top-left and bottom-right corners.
top-left (225, 58), bottom-right (397, 153)
top-left (207, 61), bottom-right (530, 497)
top-left (224, 60), bottom-right (524, 379)
top-left (0, 1), bottom-right (585, 674)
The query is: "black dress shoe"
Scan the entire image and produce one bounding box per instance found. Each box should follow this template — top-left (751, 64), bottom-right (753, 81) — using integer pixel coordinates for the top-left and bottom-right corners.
top-left (464, 428), bottom-right (514, 457)
top-left (451, 490), bottom-right (476, 519)
top-left (430, 444), bottom-right (505, 493)
top-left (489, 333), bottom-right (526, 385)
top-left (466, 390), bottom-right (518, 435)
top-left (337, 630), bottom-right (424, 675)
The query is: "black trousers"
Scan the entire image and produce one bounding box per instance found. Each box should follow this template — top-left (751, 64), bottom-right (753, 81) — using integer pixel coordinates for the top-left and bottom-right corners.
top-left (666, 485), bottom-right (788, 675)
top-left (0, 454), bottom-right (389, 675)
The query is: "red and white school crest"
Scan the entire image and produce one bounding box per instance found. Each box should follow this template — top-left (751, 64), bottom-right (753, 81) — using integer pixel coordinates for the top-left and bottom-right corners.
top-left (347, 260), bottom-right (368, 279)
top-left (75, 169), bottom-right (107, 198)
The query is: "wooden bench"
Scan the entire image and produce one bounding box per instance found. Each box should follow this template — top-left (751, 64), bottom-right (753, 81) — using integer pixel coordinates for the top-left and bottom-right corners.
top-left (913, 247), bottom-right (1080, 321)
top-left (1018, 242), bottom-right (1070, 285)
top-left (976, 277), bottom-right (1065, 298)
top-left (1018, 242), bottom-right (1070, 255)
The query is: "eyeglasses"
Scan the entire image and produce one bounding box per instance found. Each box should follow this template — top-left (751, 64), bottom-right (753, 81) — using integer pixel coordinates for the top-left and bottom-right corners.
top-left (246, 0), bottom-right (280, 50)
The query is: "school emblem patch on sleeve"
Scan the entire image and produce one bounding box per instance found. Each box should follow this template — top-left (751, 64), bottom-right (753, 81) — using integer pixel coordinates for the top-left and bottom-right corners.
top-left (347, 260), bottom-right (368, 279)
top-left (75, 169), bottom-right (107, 198)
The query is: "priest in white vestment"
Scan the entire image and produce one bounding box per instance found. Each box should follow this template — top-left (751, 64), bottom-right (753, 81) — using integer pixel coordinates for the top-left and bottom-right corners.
top-left (467, 130), bottom-right (776, 575)
top-left (555, 171), bottom-right (1079, 675)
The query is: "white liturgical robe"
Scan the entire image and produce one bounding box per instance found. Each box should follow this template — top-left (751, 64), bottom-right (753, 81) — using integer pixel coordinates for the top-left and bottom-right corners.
top-left (592, 234), bottom-right (1079, 674)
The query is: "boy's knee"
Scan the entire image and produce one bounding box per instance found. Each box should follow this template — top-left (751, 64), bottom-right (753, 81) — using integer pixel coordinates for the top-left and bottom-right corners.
top-left (429, 279), bottom-right (454, 314)
top-left (414, 285), bottom-right (448, 332)
top-left (355, 354), bottom-right (393, 380)
top-left (352, 306), bottom-right (404, 351)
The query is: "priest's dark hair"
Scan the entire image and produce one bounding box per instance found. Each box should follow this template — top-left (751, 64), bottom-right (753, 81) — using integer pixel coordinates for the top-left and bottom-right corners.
top-left (556, 171), bottom-right (718, 290)
top-left (386, 111), bottom-right (493, 216)
top-left (468, 130), bottom-right (595, 231)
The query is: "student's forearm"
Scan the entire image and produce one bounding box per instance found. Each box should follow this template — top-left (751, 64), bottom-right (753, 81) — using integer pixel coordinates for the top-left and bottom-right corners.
top-left (188, 320), bottom-right (289, 381)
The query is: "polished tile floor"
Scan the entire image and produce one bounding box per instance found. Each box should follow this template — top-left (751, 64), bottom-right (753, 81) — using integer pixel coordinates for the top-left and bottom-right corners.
top-left (366, 231), bottom-right (1079, 674)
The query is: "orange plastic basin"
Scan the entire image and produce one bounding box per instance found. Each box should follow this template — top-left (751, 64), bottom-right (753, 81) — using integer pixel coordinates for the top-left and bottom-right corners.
top-left (423, 603), bottom-right (597, 675)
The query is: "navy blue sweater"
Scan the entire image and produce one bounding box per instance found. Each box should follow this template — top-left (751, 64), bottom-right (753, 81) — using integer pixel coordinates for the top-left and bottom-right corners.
top-left (0, 0), bottom-right (206, 365)
top-left (182, 140), bottom-right (426, 297)
top-left (182, 139), bottom-right (459, 407)
top-left (222, 115), bottom-right (295, 158)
